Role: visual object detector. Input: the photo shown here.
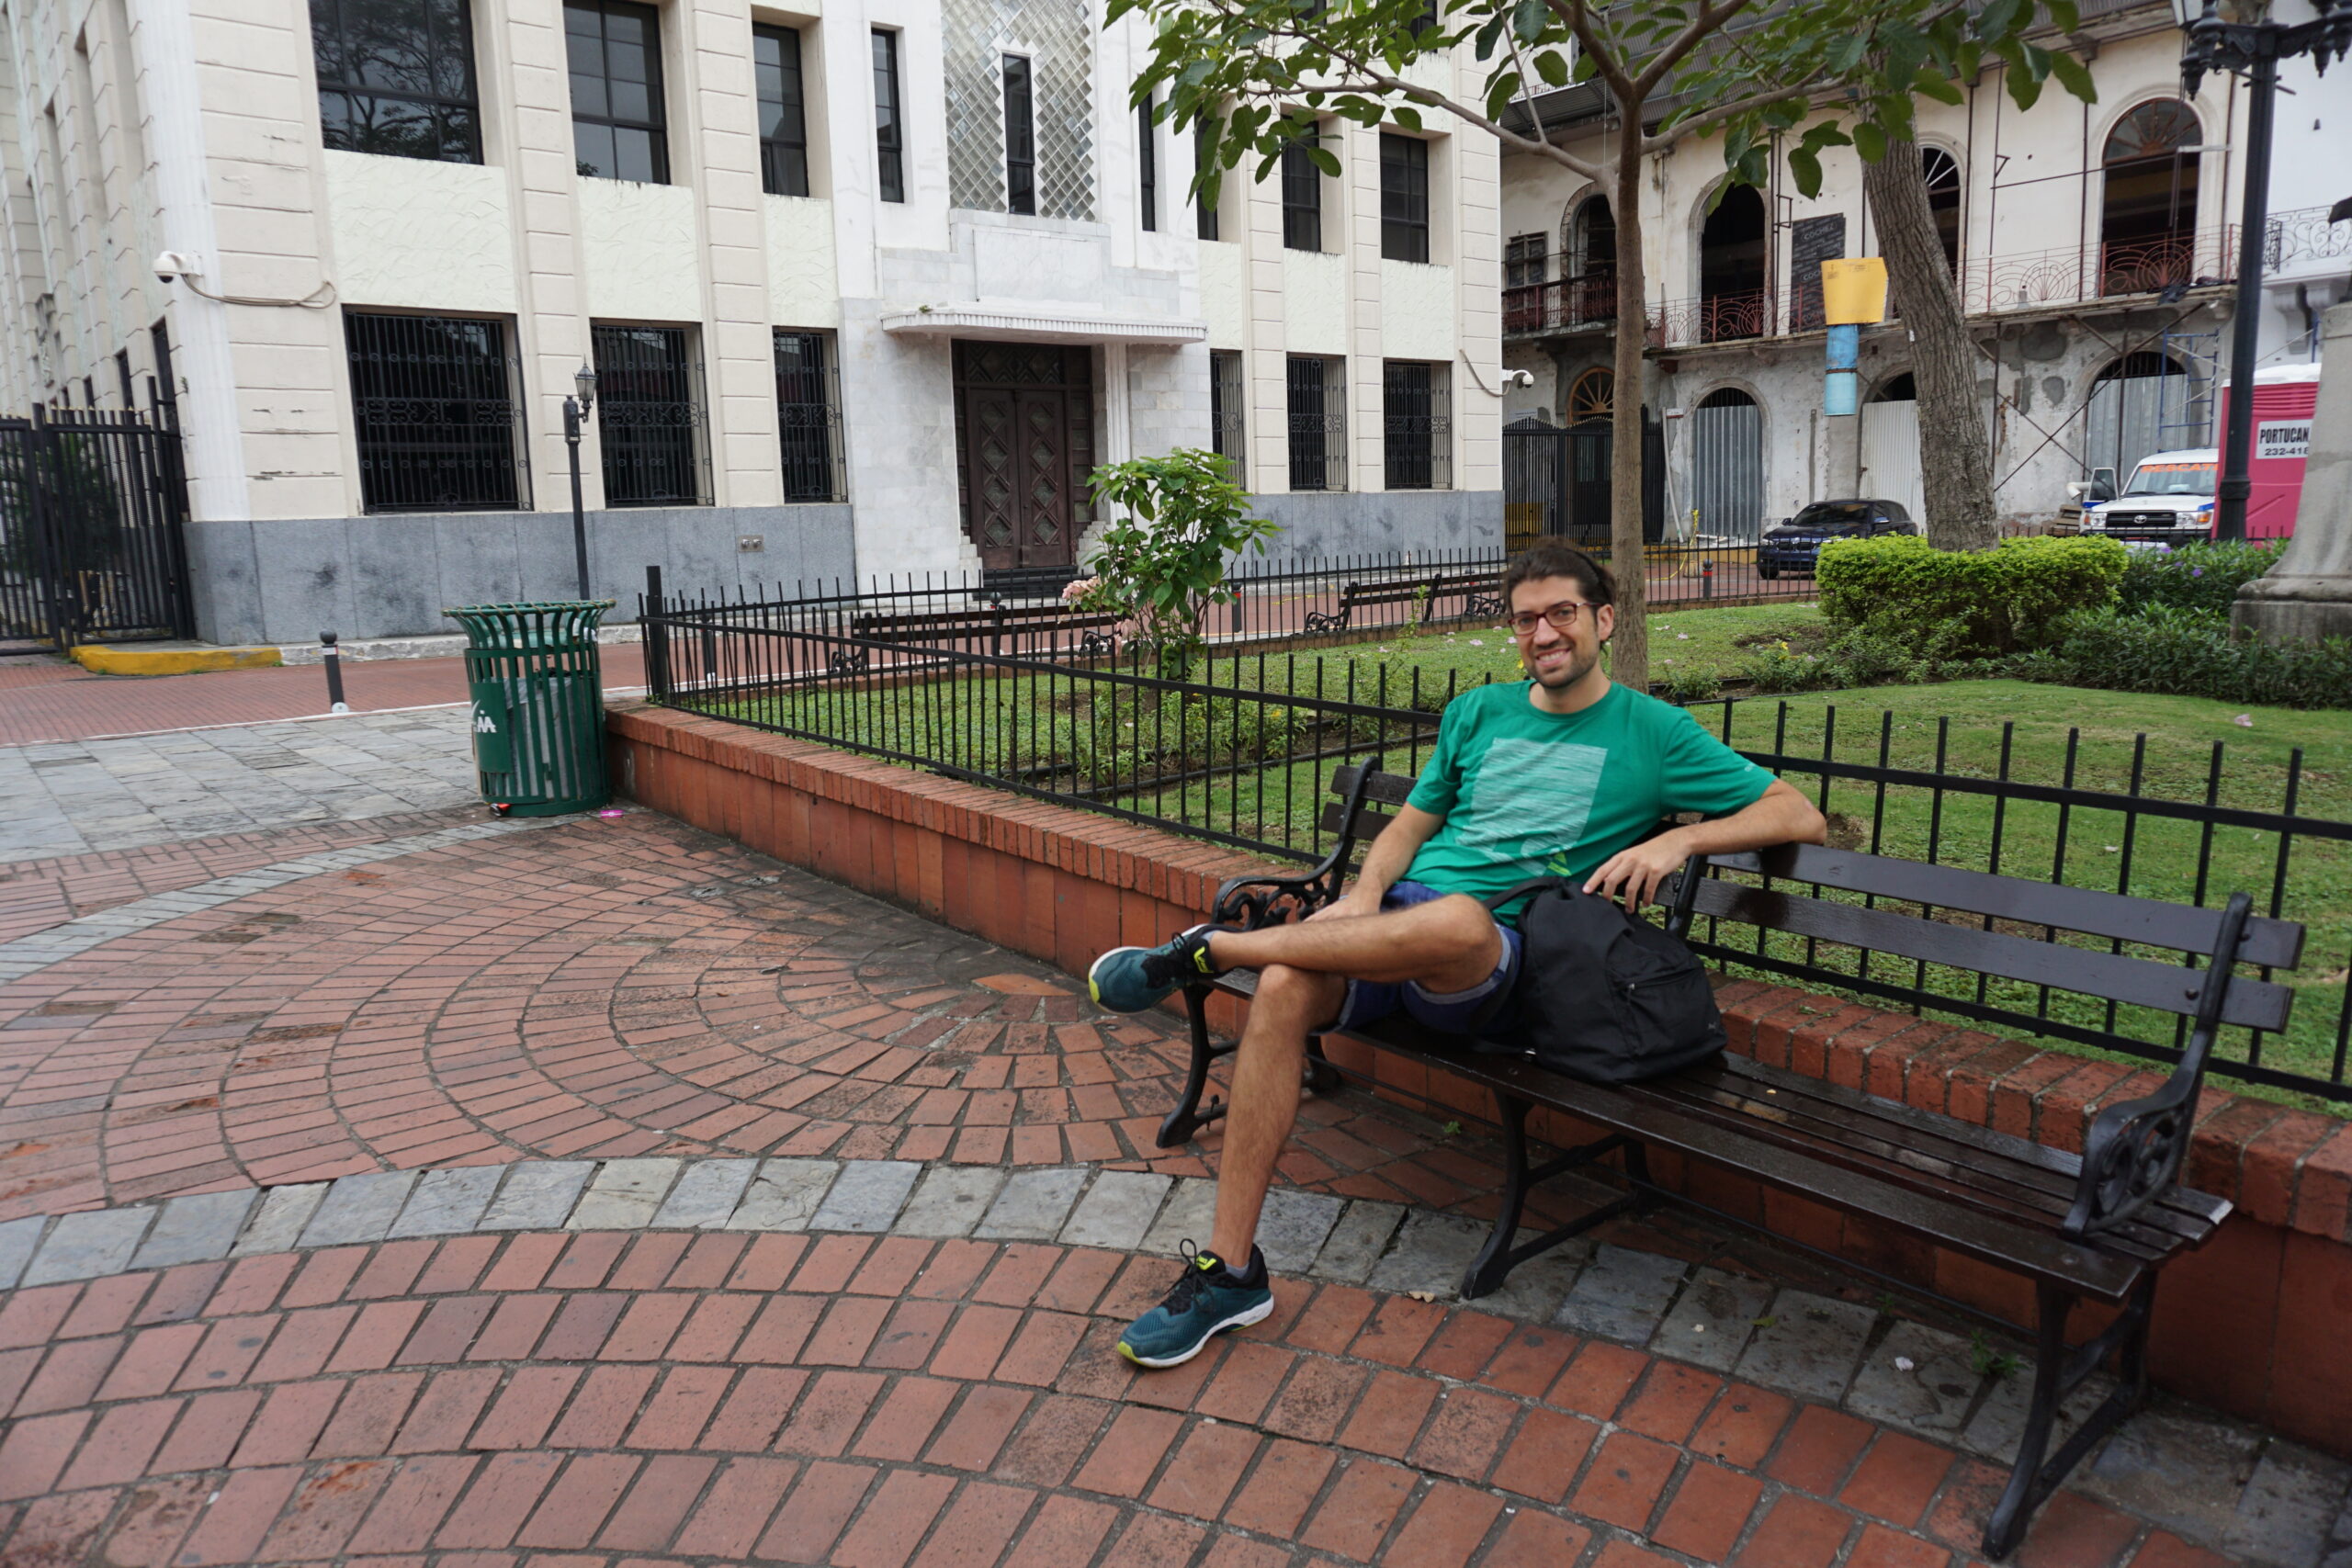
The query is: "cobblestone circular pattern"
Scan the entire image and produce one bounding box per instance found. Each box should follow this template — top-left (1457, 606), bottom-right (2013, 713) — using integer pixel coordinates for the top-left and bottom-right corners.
top-left (0, 1222), bottom-right (2234, 1568)
top-left (0, 814), bottom-right (1488, 1227)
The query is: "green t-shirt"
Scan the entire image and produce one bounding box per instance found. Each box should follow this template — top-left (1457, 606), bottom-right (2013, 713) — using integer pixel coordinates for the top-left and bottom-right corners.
top-left (1401, 680), bottom-right (1775, 905)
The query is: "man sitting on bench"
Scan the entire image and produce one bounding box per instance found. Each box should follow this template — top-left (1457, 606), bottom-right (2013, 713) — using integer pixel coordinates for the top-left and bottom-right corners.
top-left (1086, 543), bottom-right (1828, 1369)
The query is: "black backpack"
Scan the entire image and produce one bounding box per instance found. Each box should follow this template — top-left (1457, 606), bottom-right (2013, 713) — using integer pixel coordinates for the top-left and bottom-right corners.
top-left (1476, 877), bottom-right (1726, 1083)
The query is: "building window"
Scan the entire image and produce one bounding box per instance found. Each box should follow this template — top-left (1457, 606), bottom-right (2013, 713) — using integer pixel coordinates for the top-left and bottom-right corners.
top-left (775, 330), bottom-right (845, 503)
top-left (1286, 355), bottom-right (1346, 491)
top-left (1384, 361), bottom-right (1450, 490)
top-left (1505, 232), bottom-right (1547, 288)
top-left (345, 311), bottom-right (526, 513)
top-left (1381, 133), bottom-right (1430, 263)
top-left (754, 24), bottom-right (808, 197)
top-left (873, 30), bottom-right (904, 203)
top-left (1282, 130), bottom-right (1322, 252)
top-left (311, 0), bottom-right (481, 164)
top-left (1137, 97), bottom-right (1157, 232)
top-left (1210, 350), bottom-right (1245, 487)
top-left (592, 323), bottom-right (706, 505)
top-left (565, 0), bottom-right (667, 183)
top-left (1195, 123), bottom-right (1219, 241)
top-left (1002, 55), bottom-right (1035, 215)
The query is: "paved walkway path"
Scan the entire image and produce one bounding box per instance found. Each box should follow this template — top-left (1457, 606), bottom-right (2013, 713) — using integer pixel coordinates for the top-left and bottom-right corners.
top-left (0, 767), bottom-right (2345, 1565)
top-left (0, 648), bottom-right (646, 748)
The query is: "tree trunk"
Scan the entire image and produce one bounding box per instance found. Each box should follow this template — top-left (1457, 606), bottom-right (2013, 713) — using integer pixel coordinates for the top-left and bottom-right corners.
top-left (1608, 104), bottom-right (1649, 692)
top-left (1862, 138), bottom-right (1998, 551)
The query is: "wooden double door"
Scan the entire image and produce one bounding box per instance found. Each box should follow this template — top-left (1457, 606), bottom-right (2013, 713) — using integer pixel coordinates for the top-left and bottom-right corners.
top-left (954, 343), bottom-right (1093, 574)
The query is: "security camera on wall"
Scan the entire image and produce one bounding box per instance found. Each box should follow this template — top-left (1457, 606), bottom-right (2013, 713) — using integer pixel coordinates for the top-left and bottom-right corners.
top-left (152, 251), bottom-right (197, 284)
top-left (1504, 368), bottom-right (1535, 389)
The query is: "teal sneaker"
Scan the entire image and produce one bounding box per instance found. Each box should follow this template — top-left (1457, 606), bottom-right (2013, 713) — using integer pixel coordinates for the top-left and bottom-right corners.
top-left (1087, 926), bottom-right (1227, 1014)
top-left (1117, 1243), bottom-right (1273, 1369)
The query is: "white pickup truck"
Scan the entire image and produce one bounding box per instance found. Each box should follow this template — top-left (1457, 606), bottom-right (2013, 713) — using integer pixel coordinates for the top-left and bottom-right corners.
top-left (2072, 449), bottom-right (2217, 546)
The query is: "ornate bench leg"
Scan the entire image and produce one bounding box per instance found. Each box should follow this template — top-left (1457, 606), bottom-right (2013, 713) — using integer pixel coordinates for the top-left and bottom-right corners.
top-left (1156, 986), bottom-right (1232, 1148)
top-left (1982, 1276), bottom-right (2156, 1561)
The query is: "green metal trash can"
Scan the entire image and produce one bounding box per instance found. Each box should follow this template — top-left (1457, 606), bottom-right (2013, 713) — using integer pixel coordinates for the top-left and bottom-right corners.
top-left (445, 600), bottom-right (616, 817)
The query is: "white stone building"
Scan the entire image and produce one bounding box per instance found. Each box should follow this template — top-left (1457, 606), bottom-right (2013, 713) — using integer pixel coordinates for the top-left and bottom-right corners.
top-left (1496, 1), bottom-right (2352, 541)
top-left (0, 0), bottom-right (1502, 643)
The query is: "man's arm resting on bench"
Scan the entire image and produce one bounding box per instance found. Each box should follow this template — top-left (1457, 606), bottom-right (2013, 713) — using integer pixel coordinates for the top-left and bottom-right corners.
top-left (1585, 779), bottom-right (1828, 909)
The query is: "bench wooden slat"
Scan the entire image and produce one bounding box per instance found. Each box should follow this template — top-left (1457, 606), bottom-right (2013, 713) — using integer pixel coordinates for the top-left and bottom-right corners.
top-left (1329, 764), bottom-right (1418, 807)
top-left (1689, 881), bottom-right (2295, 1032)
top-left (1319, 800), bottom-right (1398, 839)
top-left (1713, 844), bottom-right (2305, 969)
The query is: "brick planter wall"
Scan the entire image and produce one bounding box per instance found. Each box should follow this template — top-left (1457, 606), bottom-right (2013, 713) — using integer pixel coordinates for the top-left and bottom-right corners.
top-left (609, 702), bottom-right (2352, 1456)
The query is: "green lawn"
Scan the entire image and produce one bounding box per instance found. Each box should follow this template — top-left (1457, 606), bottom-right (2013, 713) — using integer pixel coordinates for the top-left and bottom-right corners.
top-left (687, 617), bottom-right (2350, 1111)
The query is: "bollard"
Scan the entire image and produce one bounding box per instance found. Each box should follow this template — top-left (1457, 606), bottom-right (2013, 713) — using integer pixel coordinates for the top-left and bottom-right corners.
top-left (321, 630), bottom-right (350, 714)
top-left (1702, 561), bottom-right (1715, 601)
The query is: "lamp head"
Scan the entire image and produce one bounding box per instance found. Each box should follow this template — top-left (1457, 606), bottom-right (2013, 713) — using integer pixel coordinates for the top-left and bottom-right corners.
top-left (573, 363), bottom-right (597, 416)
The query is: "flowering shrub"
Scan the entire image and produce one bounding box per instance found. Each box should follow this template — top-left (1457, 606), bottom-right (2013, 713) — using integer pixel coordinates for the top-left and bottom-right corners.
top-left (2113, 539), bottom-right (2284, 617)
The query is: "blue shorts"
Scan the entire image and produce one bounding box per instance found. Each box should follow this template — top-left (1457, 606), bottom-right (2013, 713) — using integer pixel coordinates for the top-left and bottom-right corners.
top-left (1327, 881), bottom-right (1522, 1037)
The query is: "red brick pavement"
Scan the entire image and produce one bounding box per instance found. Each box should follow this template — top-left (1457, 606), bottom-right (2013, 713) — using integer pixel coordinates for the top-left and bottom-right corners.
top-left (0, 1226), bottom-right (2214, 1568)
top-left (0, 648), bottom-right (646, 747)
top-left (0, 811), bottom-right (1568, 1230)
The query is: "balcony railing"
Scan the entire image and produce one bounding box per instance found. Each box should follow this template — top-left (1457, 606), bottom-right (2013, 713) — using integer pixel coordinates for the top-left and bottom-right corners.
top-left (1508, 229), bottom-right (2246, 349)
top-left (2265, 205), bottom-right (2352, 274)
top-left (1501, 271), bottom-right (1615, 334)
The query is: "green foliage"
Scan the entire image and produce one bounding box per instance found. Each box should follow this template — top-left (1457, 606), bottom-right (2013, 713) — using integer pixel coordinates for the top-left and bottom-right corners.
top-left (0, 434), bottom-right (127, 579)
top-left (2115, 540), bottom-right (2286, 618)
top-left (2008, 604), bottom-right (2352, 711)
top-left (1734, 623), bottom-right (1972, 695)
top-left (1672, 2), bottom-right (2096, 196)
top-left (1079, 449), bottom-right (1278, 679)
top-left (1651, 664), bottom-right (1724, 705)
top-left (1817, 535), bottom-right (2130, 658)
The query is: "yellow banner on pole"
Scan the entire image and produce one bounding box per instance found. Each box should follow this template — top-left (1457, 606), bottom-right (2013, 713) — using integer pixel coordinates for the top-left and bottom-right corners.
top-left (1821, 257), bottom-right (1889, 326)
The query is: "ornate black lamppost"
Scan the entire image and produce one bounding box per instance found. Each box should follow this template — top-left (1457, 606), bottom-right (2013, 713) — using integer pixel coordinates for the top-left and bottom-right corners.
top-left (2171, 0), bottom-right (2352, 539)
top-left (563, 363), bottom-right (598, 597)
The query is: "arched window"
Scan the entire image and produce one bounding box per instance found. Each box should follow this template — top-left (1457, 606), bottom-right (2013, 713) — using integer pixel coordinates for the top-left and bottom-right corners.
top-left (1557, 196), bottom-right (1616, 325)
top-left (1566, 367), bottom-right (1613, 424)
top-left (2100, 100), bottom-right (2200, 294)
top-left (1922, 148), bottom-right (1961, 276)
top-left (1698, 186), bottom-right (1768, 341)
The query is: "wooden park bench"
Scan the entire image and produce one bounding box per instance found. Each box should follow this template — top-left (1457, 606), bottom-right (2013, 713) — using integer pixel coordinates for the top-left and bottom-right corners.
top-left (1161, 763), bottom-right (2305, 1560)
top-left (827, 601), bottom-right (1119, 672)
top-left (1302, 570), bottom-right (1506, 636)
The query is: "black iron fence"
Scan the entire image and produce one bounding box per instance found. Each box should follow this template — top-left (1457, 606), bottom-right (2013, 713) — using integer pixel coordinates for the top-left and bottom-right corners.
top-left (641, 585), bottom-right (2352, 1105)
top-left (0, 400), bottom-right (192, 650)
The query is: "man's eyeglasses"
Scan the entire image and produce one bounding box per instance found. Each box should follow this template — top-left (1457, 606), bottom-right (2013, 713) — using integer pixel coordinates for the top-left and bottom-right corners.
top-left (1508, 602), bottom-right (1598, 637)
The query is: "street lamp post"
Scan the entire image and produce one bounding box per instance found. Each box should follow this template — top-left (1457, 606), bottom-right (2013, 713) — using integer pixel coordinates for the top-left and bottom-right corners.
top-left (2170, 0), bottom-right (2352, 540)
top-left (563, 363), bottom-right (598, 599)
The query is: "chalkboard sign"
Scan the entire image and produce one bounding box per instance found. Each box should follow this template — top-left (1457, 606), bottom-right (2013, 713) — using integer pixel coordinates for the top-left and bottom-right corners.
top-left (1791, 215), bottom-right (1848, 332)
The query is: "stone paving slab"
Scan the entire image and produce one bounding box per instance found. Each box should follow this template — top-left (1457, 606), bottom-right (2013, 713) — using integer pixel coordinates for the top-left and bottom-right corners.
top-left (1735, 1287), bottom-right (1880, 1404)
top-left (126, 1190), bottom-right (255, 1269)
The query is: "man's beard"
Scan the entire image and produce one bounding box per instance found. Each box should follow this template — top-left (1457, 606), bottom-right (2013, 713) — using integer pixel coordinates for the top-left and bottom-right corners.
top-left (1526, 642), bottom-right (1600, 689)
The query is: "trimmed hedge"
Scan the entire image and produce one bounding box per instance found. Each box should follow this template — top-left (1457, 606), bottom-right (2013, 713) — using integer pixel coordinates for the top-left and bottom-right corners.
top-left (2007, 604), bottom-right (2352, 709)
top-left (1817, 535), bottom-right (2131, 656)
top-left (2115, 539), bottom-right (2287, 617)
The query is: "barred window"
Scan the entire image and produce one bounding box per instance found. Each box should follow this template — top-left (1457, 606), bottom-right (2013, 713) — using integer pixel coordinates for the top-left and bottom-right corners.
top-left (1380, 133), bottom-right (1430, 263)
top-left (1003, 55), bottom-right (1035, 215)
top-left (311, 0), bottom-right (481, 164)
top-left (873, 30), bottom-right (905, 203)
top-left (775, 330), bottom-right (845, 503)
top-left (1282, 130), bottom-right (1322, 252)
top-left (1383, 360), bottom-right (1451, 491)
top-left (1209, 350), bottom-right (1245, 488)
top-left (344, 311), bottom-right (526, 513)
top-left (566, 0), bottom-right (667, 183)
top-left (755, 24), bottom-right (808, 197)
top-left (592, 323), bottom-right (707, 505)
top-left (1286, 355), bottom-right (1347, 492)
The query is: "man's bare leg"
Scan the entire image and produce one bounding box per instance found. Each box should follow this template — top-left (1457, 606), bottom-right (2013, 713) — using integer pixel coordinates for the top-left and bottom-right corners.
top-left (1200, 896), bottom-right (1505, 1267)
top-left (1206, 964), bottom-right (1342, 1265)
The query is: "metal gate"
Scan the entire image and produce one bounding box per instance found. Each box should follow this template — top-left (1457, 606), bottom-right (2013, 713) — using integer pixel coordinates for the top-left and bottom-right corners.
top-left (1505, 412), bottom-right (1667, 550)
top-left (1690, 390), bottom-right (1764, 540)
top-left (0, 403), bottom-right (193, 651)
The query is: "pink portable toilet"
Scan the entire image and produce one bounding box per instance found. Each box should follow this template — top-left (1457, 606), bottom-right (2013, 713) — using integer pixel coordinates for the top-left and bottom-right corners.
top-left (2216, 364), bottom-right (2320, 539)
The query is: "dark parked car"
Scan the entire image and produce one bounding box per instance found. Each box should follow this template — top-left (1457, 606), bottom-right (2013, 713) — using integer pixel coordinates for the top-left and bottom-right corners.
top-left (1756, 499), bottom-right (1919, 580)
